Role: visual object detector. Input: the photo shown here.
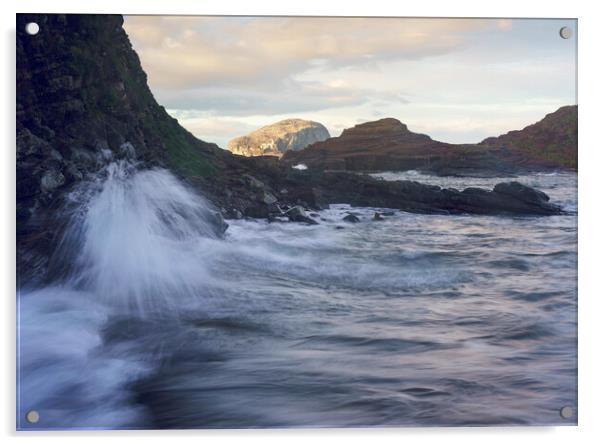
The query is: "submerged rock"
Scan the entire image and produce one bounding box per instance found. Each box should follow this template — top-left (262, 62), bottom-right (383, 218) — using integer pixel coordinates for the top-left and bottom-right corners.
top-left (343, 214), bottom-right (360, 223)
top-left (267, 214), bottom-right (289, 223)
top-left (207, 211), bottom-right (229, 236)
top-left (493, 181), bottom-right (550, 204)
top-left (373, 212), bottom-right (384, 221)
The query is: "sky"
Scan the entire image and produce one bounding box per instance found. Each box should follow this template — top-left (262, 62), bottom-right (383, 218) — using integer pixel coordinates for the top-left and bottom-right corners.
top-left (123, 16), bottom-right (577, 149)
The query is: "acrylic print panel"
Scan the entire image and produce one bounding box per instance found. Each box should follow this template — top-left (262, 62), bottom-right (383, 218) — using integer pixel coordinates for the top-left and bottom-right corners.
top-left (16, 13), bottom-right (577, 430)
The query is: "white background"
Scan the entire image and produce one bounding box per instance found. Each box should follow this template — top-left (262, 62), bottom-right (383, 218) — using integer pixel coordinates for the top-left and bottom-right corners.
top-left (1, 0), bottom-right (600, 443)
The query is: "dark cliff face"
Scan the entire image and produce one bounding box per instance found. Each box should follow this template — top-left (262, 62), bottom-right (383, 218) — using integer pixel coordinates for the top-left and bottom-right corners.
top-left (283, 109), bottom-right (577, 175)
top-left (17, 14), bottom-right (226, 224)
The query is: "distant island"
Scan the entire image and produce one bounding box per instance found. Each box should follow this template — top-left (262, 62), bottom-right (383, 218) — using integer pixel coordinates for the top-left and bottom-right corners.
top-left (228, 118), bottom-right (330, 157)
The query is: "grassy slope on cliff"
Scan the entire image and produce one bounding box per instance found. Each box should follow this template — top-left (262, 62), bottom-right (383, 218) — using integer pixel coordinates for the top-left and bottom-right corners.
top-left (480, 105), bottom-right (577, 170)
top-left (17, 13), bottom-right (219, 203)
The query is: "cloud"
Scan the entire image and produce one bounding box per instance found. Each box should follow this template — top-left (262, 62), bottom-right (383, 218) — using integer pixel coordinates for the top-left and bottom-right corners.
top-left (171, 115), bottom-right (257, 149)
top-left (124, 16), bottom-right (490, 89)
top-left (172, 115), bottom-right (256, 138)
top-left (153, 78), bottom-right (409, 116)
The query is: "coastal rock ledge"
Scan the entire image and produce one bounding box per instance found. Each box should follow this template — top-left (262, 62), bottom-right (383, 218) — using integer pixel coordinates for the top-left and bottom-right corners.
top-left (228, 119), bottom-right (330, 157)
top-left (278, 171), bottom-right (565, 217)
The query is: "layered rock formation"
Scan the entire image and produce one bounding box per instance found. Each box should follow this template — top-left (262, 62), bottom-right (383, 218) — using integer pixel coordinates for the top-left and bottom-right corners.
top-left (283, 108), bottom-right (577, 175)
top-left (282, 118), bottom-right (452, 171)
top-left (228, 119), bottom-right (330, 157)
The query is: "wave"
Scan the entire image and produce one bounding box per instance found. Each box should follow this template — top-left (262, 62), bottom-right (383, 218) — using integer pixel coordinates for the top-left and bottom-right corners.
top-left (17, 287), bottom-right (152, 429)
top-left (18, 161), bottom-right (228, 429)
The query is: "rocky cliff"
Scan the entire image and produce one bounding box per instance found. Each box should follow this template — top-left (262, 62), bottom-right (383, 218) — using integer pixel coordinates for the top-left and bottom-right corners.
top-left (283, 109), bottom-right (577, 175)
top-left (17, 14), bottom-right (226, 221)
top-left (228, 119), bottom-right (330, 157)
top-left (480, 105), bottom-right (577, 170)
top-left (282, 118), bottom-right (474, 172)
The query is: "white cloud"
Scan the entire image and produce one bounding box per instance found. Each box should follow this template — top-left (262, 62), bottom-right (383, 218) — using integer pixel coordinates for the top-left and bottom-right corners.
top-left (152, 77), bottom-right (410, 116)
top-left (124, 16), bottom-right (490, 89)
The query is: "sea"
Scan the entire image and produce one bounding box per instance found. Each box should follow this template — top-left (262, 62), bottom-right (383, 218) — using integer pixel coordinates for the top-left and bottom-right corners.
top-left (17, 164), bottom-right (577, 429)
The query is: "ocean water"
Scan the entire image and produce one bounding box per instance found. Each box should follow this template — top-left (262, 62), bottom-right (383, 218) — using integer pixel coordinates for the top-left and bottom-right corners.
top-left (17, 167), bottom-right (577, 429)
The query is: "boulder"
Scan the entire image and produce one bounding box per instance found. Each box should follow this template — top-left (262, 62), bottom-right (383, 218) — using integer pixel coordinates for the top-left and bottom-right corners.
top-left (343, 214), bottom-right (360, 223)
top-left (493, 181), bottom-right (550, 204)
top-left (262, 191), bottom-right (278, 205)
top-left (285, 206), bottom-right (319, 225)
top-left (40, 169), bottom-right (66, 192)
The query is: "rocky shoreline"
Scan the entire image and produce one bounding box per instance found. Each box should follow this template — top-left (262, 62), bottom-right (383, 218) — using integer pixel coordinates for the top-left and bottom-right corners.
top-left (215, 169), bottom-right (564, 224)
top-left (16, 14), bottom-right (569, 284)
